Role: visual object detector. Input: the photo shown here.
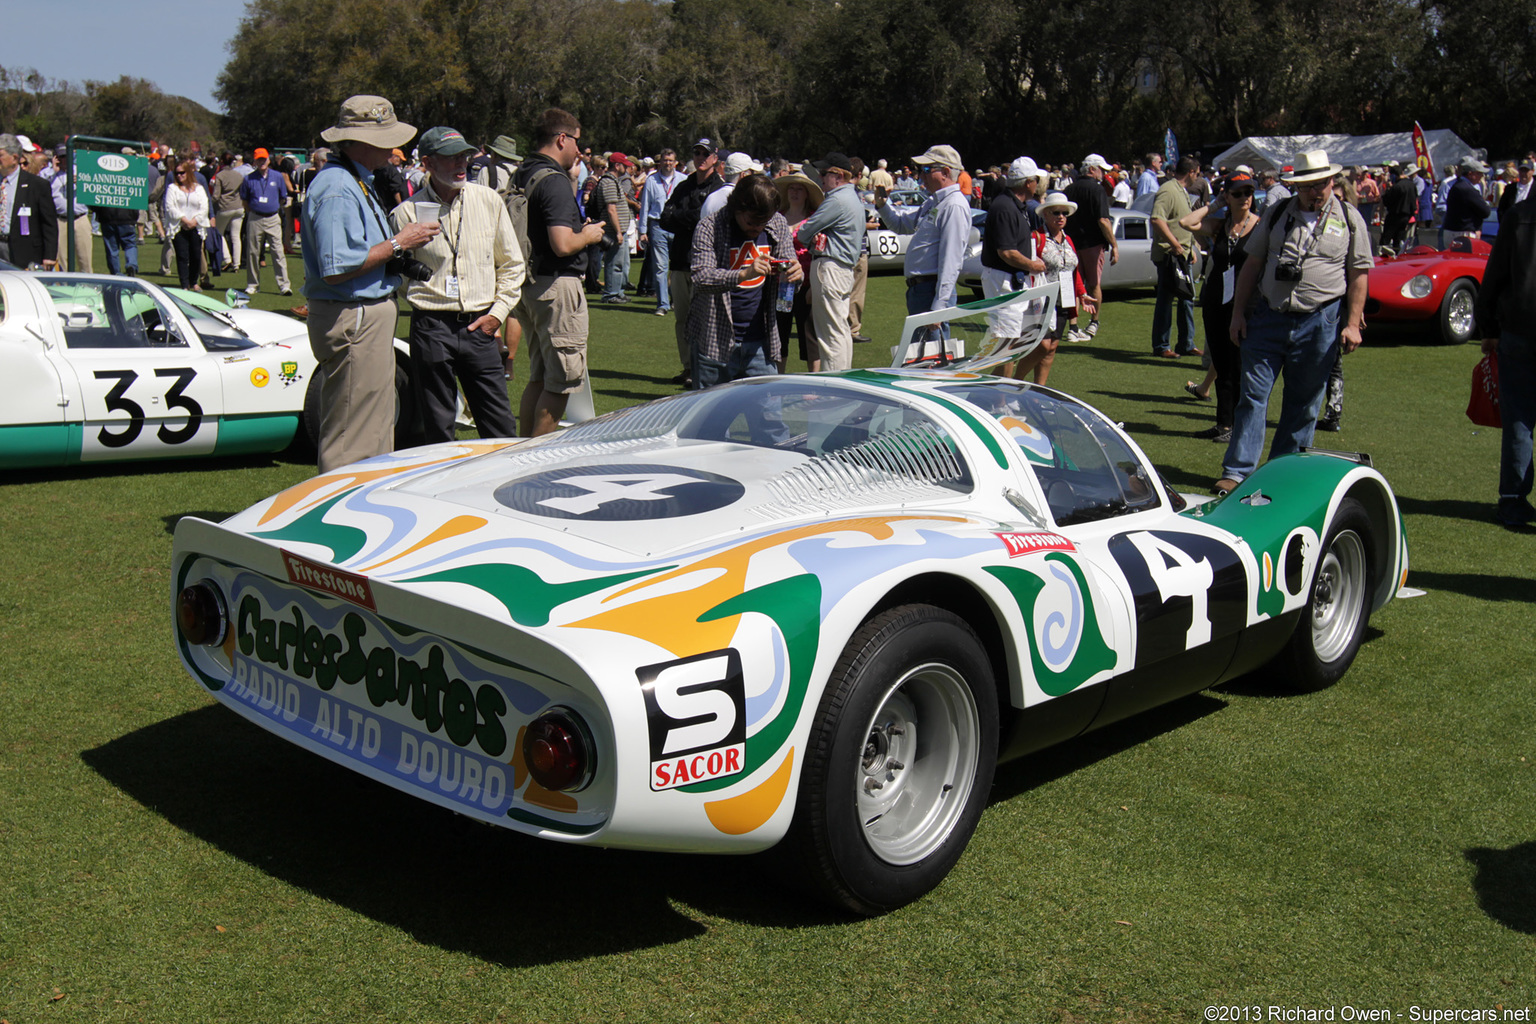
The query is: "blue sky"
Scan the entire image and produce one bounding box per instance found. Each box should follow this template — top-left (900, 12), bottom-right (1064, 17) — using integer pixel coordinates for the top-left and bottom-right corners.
top-left (0, 0), bottom-right (248, 113)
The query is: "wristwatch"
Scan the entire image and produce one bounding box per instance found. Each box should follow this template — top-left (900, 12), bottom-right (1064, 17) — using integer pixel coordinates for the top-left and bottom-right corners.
top-left (389, 237), bottom-right (404, 257)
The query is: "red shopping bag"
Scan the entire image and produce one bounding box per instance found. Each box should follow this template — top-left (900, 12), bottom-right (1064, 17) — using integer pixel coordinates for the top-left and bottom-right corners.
top-left (1467, 354), bottom-right (1501, 428)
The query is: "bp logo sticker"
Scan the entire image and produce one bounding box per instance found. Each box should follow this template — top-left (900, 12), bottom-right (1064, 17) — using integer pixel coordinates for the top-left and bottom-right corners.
top-left (279, 360), bottom-right (301, 386)
top-left (494, 464), bottom-right (745, 520)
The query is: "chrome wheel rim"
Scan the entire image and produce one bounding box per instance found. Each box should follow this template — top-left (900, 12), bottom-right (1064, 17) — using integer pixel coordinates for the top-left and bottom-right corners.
top-left (856, 663), bottom-right (980, 866)
top-left (1311, 530), bottom-right (1367, 663)
top-left (1448, 288), bottom-right (1474, 338)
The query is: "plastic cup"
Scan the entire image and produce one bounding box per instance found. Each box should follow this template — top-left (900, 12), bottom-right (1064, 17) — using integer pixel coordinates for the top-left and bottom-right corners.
top-left (414, 200), bottom-right (440, 225)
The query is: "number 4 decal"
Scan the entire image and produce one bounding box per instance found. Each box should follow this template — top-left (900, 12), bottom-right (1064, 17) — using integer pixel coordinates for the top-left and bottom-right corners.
top-left (1108, 529), bottom-right (1248, 668)
top-left (1126, 532), bottom-right (1213, 648)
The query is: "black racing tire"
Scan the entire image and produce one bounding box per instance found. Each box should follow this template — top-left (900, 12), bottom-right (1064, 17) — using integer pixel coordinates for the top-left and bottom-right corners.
top-left (298, 372), bottom-right (323, 453)
top-left (1273, 497), bottom-right (1375, 692)
top-left (782, 604), bottom-right (998, 915)
top-left (393, 355), bottom-right (423, 450)
top-left (299, 359), bottom-right (419, 454)
top-left (1437, 278), bottom-right (1478, 345)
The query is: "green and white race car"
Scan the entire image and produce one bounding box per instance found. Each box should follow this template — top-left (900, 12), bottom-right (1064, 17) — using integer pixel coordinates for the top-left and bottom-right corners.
top-left (171, 354), bottom-right (1409, 914)
top-left (0, 271), bottom-right (422, 469)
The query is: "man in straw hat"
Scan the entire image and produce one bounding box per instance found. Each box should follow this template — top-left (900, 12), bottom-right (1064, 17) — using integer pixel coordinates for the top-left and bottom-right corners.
top-left (301, 94), bottom-right (441, 474)
top-left (1215, 148), bottom-right (1372, 496)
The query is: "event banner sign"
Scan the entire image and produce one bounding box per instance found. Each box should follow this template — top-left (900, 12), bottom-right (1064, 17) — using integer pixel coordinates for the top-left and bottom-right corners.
top-left (73, 151), bottom-right (151, 210)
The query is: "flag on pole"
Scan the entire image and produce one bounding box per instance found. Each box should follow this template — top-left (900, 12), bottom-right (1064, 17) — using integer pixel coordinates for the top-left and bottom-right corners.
top-left (1164, 128), bottom-right (1179, 168)
top-left (1412, 122), bottom-right (1434, 184)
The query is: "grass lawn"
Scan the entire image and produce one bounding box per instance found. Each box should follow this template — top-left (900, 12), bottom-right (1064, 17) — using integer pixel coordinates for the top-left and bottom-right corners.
top-left (1, 238), bottom-right (1533, 1022)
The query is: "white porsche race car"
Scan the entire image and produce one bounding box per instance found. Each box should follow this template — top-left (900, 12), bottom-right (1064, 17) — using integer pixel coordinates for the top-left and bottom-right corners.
top-left (0, 271), bottom-right (421, 470)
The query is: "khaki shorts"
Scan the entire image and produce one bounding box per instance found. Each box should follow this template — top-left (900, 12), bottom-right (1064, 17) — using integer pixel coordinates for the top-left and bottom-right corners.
top-left (517, 273), bottom-right (588, 394)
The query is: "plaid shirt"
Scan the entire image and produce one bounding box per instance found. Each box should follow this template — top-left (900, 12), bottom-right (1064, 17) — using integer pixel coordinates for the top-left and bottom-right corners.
top-left (688, 208), bottom-right (796, 366)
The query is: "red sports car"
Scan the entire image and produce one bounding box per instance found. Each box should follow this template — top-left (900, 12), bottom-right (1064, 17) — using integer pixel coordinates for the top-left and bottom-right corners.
top-left (1364, 236), bottom-right (1490, 345)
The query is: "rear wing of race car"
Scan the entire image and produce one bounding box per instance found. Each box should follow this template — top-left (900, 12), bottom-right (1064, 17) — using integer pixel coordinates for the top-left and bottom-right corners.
top-left (890, 282), bottom-right (1059, 373)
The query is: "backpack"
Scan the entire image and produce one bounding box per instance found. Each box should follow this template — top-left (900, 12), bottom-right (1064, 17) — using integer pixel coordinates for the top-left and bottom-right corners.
top-left (506, 165), bottom-right (560, 270)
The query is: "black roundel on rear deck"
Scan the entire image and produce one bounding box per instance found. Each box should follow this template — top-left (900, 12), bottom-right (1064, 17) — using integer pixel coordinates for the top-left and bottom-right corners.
top-left (494, 464), bottom-right (746, 520)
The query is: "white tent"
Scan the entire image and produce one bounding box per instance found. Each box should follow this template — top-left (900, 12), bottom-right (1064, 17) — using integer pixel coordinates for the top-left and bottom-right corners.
top-left (1209, 130), bottom-right (1481, 176)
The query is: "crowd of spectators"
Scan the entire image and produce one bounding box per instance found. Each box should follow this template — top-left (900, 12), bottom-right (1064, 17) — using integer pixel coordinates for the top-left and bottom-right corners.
top-left (6, 114), bottom-right (1531, 524)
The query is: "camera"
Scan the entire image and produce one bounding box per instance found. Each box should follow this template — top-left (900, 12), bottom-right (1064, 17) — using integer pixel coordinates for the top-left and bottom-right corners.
top-left (387, 254), bottom-right (434, 282)
top-left (1274, 260), bottom-right (1303, 282)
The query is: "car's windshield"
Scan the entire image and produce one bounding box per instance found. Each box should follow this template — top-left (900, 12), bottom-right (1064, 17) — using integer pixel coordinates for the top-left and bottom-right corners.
top-left (533, 377), bottom-right (974, 493)
top-left (941, 380), bottom-right (1160, 524)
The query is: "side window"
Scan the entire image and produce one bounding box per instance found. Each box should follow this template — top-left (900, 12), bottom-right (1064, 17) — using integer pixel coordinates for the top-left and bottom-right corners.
top-left (115, 286), bottom-right (190, 348)
top-left (947, 382), bottom-right (1161, 525)
top-left (48, 279), bottom-right (189, 348)
top-left (1120, 218), bottom-right (1149, 241)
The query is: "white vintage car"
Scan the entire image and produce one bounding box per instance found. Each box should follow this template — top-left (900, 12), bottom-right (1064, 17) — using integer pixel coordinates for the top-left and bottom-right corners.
top-left (172, 326), bottom-right (1409, 913)
top-left (0, 271), bottom-right (421, 470)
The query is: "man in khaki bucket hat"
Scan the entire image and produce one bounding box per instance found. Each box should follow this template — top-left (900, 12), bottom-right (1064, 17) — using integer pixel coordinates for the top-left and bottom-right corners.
top-left (301, 95), bottom-right (440, 473)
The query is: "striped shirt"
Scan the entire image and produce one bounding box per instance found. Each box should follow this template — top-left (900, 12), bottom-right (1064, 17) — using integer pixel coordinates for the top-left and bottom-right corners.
top-left (390, 179), bottom-right (525, 320)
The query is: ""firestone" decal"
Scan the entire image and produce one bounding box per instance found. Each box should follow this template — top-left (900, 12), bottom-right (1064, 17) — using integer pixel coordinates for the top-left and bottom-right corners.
top-left (996, 531), bottom-right (1075, 558)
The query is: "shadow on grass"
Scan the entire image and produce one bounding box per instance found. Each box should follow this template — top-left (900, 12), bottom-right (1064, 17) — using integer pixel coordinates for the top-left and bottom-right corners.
top-left (990, 692), bottom-right (1227, 801)
top-left (2, 448), bottom-right (304, 487)
top-left (1396, 494), bottom-right (1497, 525)
top-left (161, 512), bottom-right (244, 535)
top-left (589, 367), bottom-right (678, 404)
top-left (1405, 570), bottom-right (1536, 604)
top-left (1465, 842), bottom-right (1536, 933)
top-left (81, 706), bottom-right (844, 959)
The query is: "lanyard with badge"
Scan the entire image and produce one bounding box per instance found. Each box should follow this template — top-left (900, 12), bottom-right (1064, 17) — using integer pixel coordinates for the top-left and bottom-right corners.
top-left (432, 186), bottom-right (467, 304)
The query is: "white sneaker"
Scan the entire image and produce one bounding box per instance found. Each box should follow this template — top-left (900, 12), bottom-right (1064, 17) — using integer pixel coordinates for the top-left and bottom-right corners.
top-left (1066, 327), bottom-right (1088, 344)
top-left (1085, 319), bottom-right (1099, 338)
top-left (245, 286), bottom-right (258, 296)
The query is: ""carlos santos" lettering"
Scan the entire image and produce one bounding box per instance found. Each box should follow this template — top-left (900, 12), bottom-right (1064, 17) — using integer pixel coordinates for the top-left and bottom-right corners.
top-left (236, 596), bottom-right (507, 757)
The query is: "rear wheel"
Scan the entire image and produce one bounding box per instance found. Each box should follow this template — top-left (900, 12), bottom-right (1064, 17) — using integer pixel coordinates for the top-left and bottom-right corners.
top-left (783, 605), bottom-right (998, 915)
top-left (1273, 498), bottom-right (1375, 691)
top-left (295, 358), bottom-right (419, 454)
top-left (1437, 279), bottom-right (1477, 345)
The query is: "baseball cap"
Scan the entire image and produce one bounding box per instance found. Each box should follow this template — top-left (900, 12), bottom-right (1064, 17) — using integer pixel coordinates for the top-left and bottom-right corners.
top-left (417, 127), bottom-right (474, 157)
top-left (812, 151), bottom-right (854, 175)
top-left (16, 134), bottom-right (40, 153)
top-left (610, 151), bottom-right (633, 169)
top-left (723, 151), bottom-right (762, 177)
top-left (693, 138), bottom-right (717, 154)
top-left (1005, 156), bottom-right (1042, 185)
top-left (912, 144), bottom-right (963, 172)
top-left (252, 147), bottom-right (270, 160)
top-left (1082, 153), bottom-right (1111, 171)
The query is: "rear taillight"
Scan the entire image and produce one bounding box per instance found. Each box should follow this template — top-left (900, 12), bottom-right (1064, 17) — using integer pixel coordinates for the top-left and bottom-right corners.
top-left (524, 709), bottom-right (595, 792)
top-left (177, 581), bottom-right (228, 646)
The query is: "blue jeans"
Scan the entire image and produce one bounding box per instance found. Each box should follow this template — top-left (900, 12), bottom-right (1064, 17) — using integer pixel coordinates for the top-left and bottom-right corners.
top-left (1152, 258), bottom-right (1198, 353)
top-left (101, 223), bottom-right (138, 275)
top-left (650, 223), bottom-right (673, 310)
top-left (1498, 329), bottom-right (1536, 508)
top-left (694, 337), bottom-right (778, 389)
top-left (1221, 298), bottom-right (1340, 481)
top-left (602, 240), bottom-right (630, 301)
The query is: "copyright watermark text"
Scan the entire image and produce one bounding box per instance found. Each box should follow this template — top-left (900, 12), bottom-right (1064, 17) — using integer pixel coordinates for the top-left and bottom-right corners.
top-left (1203, 1007), bottom-right (1530, 1023)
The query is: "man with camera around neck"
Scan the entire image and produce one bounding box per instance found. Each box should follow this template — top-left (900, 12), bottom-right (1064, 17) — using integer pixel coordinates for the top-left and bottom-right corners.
top-left (1216, 149), bottom-right (1372, 495)
top-left (300, 94), bottom-right (440, 474)
top-left (390, 126), bottom-right (524, 444)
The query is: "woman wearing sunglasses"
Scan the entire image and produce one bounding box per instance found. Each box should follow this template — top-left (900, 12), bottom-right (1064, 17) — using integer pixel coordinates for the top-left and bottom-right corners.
top-left (1178, 171), bottom-right (1259, 443)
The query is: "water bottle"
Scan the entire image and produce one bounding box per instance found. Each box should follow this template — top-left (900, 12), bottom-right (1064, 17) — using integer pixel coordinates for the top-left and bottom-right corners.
top-left (775, 267), bottom-right (795, 313)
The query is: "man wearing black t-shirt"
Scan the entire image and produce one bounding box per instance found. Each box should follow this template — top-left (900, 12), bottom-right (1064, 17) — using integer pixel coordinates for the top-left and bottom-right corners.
top-left (513, 108), bottom-right (605, 437)
top-left (980, 157), bottom-right (1047, 379)
top-left (1063, 153), bottom-right (1120, 342)
top-left (659, 139), bottom-right (725, 384)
